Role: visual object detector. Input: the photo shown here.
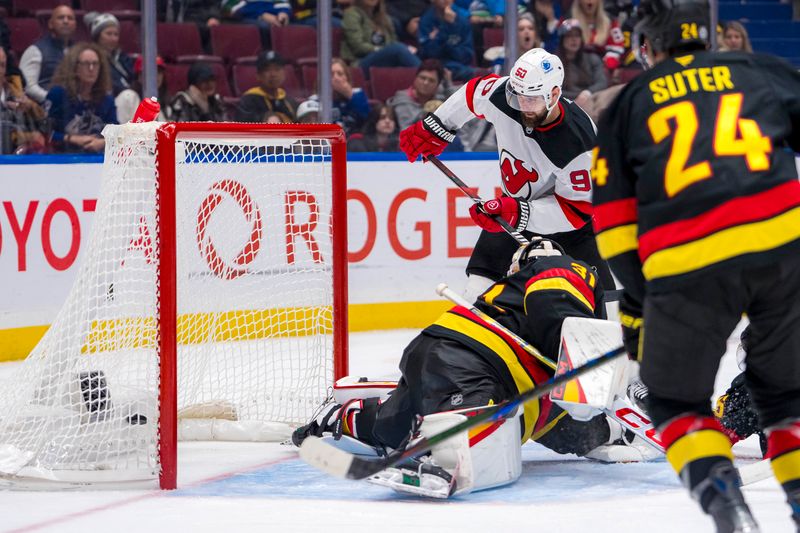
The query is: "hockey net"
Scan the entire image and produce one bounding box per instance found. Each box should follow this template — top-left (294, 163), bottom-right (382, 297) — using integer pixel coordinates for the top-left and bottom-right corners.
top-left (0, 122), bottom-right (348, 488)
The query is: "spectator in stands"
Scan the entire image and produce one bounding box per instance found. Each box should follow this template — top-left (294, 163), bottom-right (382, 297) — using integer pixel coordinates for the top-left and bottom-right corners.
top-left (348, 104), bottom-right (399, 152)
top-left (169, 62), bottom-right (226, 122)
top-left (468, 0), bottom-right (526, 28)
top-left (290, 0), bottom-right (348, 27)
top-left (568, 0), bottom-right (624, 69)
top-left (222, 0), bottom-right (291, 47)
top-left (417, 0), bottom-right (474, 81)
top-left (20, 5), bottom-right (77, 104)
top-left (296, 98), bottom-right (320, 123)
top-left (264, 111), bottom-right (283, 123)
top-left (85, 12), bottom-right (134, 96)
top-left (46, 43), bottom-right (117, 153)
top-left (115, 56), bottom-right (170, 123)
top-left (389, 59), bottom-right (446, 130)
top-left (556, 19), bottom-right (607, 115)
top-left (235, 51), bottom-right (297, 123)
top-left (162, 0), bottom-right (222, 53)
top-left (386, 0), bottom-right (428, 41)
top-left (483, 13), bottom-right (542, 73)
top-left (304, 58), bottom-right (369, 134)
top-left (0, 46), bottom-right (47, 154)
top-left (720, 21), bottom-right (753, 53)
top-left (341, 0), bottom-right (421, 78)
top-left (533, 0), bottom-right (563, 51)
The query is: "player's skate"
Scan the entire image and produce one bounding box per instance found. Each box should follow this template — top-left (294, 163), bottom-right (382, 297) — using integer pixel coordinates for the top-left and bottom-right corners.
top-left (368, 455), bottom-right (457, 499)
top-left (694, 462), bottom-right (760, 533)
top-left (585, 418), bottom-right (661, 463)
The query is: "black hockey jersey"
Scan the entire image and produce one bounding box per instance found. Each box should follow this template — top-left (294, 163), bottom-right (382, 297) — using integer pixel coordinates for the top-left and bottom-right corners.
top-left (592, 51), bottom-right (800, 302)
top-left (435, 74), bottom-right (598, 234)
top-left (423, 255), bottom-right (605, 441)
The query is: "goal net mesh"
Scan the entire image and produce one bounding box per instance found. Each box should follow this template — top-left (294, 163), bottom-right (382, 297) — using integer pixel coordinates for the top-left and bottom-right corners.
top-left (0, 122), bottom-right (337, 483)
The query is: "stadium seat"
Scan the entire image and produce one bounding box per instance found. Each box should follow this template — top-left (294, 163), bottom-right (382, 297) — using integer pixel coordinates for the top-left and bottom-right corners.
top-left (81, 0), bottom-right (140, 11)
top-left (156, 22), bottom-right (203, 61)
top-left (12, 0), bottom-right (65, 16)
top-left (164, 61), bottom-right (232, 98)
top-left (368, 67), bottom-right (418, 102)
top-left (119, 19), bottom-right (140, 54)
top-left (270, 25), bottom-right (317, 63)
top-left (210, 24), bottom-right (262, 63)
top-left (5, 17), bottom-right (42, 57)
top-left (482, 27), bottom-right (504, 49)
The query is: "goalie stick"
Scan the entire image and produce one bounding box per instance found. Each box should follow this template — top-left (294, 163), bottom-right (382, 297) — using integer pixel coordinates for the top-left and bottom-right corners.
top-left (299, 345), bottom-right (627, 480)
top-left (435, 283), bottom-right (773, 486)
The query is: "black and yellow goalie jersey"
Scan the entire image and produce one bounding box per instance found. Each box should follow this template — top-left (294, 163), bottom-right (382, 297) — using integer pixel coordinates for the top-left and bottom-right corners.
top-left (592, 51), bottom-right (800, 303)
top-left (423, 255), bottom-right (605, 440)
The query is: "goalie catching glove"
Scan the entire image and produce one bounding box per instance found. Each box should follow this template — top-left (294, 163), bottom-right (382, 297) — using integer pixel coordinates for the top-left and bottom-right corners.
top-left (469, 196), bottom-right (530, 233)
top-left (399, 113), bottom-right (456, 163)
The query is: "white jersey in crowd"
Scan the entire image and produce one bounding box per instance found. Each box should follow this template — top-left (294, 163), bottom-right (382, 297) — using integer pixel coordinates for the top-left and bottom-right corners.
top-left (434, 74), bottom-right (598, 235)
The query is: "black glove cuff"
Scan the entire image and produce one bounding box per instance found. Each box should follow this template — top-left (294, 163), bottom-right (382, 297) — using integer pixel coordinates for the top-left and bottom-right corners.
top-left (422, 113), bottom-right (456, 144)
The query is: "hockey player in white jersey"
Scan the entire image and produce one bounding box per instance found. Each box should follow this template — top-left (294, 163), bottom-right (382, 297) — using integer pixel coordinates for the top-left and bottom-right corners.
top-left (399, 49), bottom-right (614, 300)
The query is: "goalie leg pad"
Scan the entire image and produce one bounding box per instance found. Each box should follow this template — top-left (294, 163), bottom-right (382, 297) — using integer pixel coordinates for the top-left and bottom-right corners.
top-left (421, 404), bottom-right (523, 496)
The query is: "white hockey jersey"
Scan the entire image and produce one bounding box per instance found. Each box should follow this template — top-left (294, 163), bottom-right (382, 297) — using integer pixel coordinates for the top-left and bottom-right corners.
top-left (434, 74), bottom-right (598, 235)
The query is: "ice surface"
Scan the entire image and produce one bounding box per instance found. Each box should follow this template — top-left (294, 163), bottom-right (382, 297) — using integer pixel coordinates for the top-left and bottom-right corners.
top-left (0, 326), bottom-right (793, 533)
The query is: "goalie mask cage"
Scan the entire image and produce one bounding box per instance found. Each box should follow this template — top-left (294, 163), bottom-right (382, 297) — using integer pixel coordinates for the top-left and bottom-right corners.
top-left (0, 122), bottom-right (348, 489)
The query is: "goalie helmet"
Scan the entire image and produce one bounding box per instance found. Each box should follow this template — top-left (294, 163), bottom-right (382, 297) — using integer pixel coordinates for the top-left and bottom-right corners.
top-left (508, 237), bottom-right (565, 276)
top-left (633, 0), bottom-right (710, 58)
top-left (505, 49), bottom-right (564, 113)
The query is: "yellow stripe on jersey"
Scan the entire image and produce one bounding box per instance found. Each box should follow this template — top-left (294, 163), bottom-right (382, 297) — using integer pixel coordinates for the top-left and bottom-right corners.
top-left (525, 278), bottom-right (594, 313)
top-left (643, 206), bottom-right (800, 280)
top-left (482, 284), bottom-right (505, 306)
top-left (531, 410), bottom-right (568, 441)
top-left (596, 224), bottom-right (639, 260)
top-left (433, 312), bottom-right (539, 442)
top-left (771, 449), bottom-right (800, 485)
top-left (665, 429), bottom-right (734, 474)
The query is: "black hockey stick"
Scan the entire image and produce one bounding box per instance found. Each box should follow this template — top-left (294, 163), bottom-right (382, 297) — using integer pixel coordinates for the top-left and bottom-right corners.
top-left (298, 344), bottom-right (626, 480)
top-left (425, 155), bottom-right (529, 246)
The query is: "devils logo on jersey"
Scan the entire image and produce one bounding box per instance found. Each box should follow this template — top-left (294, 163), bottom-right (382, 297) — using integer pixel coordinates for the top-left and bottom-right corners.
top-left (500, 149), bottom-right (539, 196)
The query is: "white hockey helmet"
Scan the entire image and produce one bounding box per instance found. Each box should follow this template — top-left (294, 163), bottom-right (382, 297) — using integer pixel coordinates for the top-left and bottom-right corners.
top-left (508, 237), bottom-right (564, 276)
top-left (505, 48), bottom-right (565, 113)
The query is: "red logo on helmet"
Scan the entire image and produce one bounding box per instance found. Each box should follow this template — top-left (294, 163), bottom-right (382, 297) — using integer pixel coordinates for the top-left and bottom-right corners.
top-left (514, 67), bottom-right (528, 78)
top-left (500, 149), bottom-right (539, 194)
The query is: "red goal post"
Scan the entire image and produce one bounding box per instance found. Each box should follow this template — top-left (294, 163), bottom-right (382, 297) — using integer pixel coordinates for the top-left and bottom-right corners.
top-left (156, 123), bottom-right (349, 489)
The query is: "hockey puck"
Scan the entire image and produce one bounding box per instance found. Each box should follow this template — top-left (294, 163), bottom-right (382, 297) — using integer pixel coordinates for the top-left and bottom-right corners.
top-left (127, 414), bottom-right (147, 425)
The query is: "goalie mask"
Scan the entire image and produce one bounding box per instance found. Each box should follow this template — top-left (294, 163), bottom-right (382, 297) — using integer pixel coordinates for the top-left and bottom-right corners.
top-left (633, 0), bottom-right (710, 64)
top-left (508, 237), bottom-right (565, 276)
top-left (505, 49), bottom-right (564, 114)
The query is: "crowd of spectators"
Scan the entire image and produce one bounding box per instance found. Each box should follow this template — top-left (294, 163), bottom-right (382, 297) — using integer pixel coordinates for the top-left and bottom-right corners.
top-left (0, 0), bottom-right (766, 154)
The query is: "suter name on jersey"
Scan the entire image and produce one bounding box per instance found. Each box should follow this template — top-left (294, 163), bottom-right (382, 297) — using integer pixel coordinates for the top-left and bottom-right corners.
top-left (648, 65), bottom-right (734, 104)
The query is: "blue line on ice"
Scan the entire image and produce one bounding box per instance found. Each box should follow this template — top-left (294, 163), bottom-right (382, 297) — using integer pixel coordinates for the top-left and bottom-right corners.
top-left (172, 443), bottom-right (679, 503)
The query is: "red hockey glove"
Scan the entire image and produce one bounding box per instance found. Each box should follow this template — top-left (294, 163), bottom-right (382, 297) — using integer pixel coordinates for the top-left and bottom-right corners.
top-left (618, 294), bottom-right (643, 362)
top-left (399, 113), bottom-right (456, 163)
top-left (468, 196), bottom-right (530, 233)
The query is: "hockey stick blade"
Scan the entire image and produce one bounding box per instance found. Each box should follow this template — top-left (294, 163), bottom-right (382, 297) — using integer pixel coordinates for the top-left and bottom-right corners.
top-left (425, 155), bottom-right (529, 246)
top-left (298, 345), bottom-right (626, 480)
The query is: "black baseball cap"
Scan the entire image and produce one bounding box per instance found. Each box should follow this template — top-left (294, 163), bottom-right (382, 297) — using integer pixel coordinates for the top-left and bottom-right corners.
top-left (257, 50), bottom-right (286, 71)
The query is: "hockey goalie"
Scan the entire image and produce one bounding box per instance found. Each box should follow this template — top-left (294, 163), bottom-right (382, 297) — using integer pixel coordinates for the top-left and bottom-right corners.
top-left (293, 238), bottom-right (658, 498)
